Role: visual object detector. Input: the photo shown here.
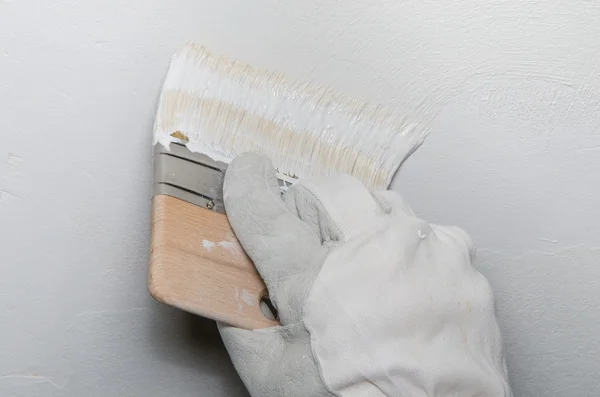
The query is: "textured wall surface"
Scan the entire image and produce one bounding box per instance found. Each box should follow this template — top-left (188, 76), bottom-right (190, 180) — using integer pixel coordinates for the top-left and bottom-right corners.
top-left (1, 0), bottom-right (599, 395)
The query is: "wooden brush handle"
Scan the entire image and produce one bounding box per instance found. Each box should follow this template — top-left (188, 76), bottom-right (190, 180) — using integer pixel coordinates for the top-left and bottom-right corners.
top-left (149, 194), bottom-right (279, 329)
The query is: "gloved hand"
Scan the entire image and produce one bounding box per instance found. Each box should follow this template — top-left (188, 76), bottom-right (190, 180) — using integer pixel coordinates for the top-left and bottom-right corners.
top-left (219, 153), bottom-right (512, 397)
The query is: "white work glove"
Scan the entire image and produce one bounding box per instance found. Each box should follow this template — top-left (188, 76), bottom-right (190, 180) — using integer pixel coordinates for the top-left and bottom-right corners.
top-left (219, 153), bottom-right (512, 397)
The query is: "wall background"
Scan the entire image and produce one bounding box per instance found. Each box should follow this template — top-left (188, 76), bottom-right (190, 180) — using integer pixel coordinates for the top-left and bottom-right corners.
top-left (1, 0), bottom-right (598, 395)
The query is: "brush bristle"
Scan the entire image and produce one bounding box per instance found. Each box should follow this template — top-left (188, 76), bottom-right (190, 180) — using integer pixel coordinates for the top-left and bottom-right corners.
top-left (153, 42), bottom-right (427, 190)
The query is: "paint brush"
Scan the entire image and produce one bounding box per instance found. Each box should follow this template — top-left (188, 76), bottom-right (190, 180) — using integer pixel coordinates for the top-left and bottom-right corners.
top-left (149, 42), bottom-right (427, 329)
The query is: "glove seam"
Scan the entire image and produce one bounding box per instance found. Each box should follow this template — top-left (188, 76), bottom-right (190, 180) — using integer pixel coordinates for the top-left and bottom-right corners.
top-left (301, 317), bottom-right (340, 397)
top-left (290, 183), bottom-right (346, 243)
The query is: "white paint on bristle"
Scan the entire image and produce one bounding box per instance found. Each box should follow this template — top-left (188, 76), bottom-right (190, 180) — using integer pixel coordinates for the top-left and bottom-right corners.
top-left (153, 43), bottom-right (428, 190)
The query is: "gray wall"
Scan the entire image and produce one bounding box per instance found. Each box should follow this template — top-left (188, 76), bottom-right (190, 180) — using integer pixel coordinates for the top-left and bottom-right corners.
top-left (1, 0), bottom-right (599, 395)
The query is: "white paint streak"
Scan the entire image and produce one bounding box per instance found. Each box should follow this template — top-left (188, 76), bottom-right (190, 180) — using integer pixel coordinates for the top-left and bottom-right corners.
top-left (202, 239), bottom-right (216, 251)
top-left (0, 188), bottom-right (19, 200)
top-left (233, 287), bottom-right (257, 310)
top-left (0, 374), bottom-right (63, 390)
top-left (6, 153), bottom-right (22, 165)
top-left (540, 238), bottom-right (559, 244)
top-left (240, 289), bottom-right (256, 307)
top-left (1, 152), bottom-right (23, 206)
top-left (234, 287), bottom-right (243, 312)
top-left (218, 241), bottom-right (235, 251)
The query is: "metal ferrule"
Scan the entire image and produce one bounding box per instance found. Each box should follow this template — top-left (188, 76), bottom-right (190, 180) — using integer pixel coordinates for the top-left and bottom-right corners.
top-left (152, 143), bottom-right (228, 213)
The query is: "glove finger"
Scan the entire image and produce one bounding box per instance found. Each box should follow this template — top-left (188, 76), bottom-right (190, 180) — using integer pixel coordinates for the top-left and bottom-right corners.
top-left (224, 153), bottom-right (327, 322)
